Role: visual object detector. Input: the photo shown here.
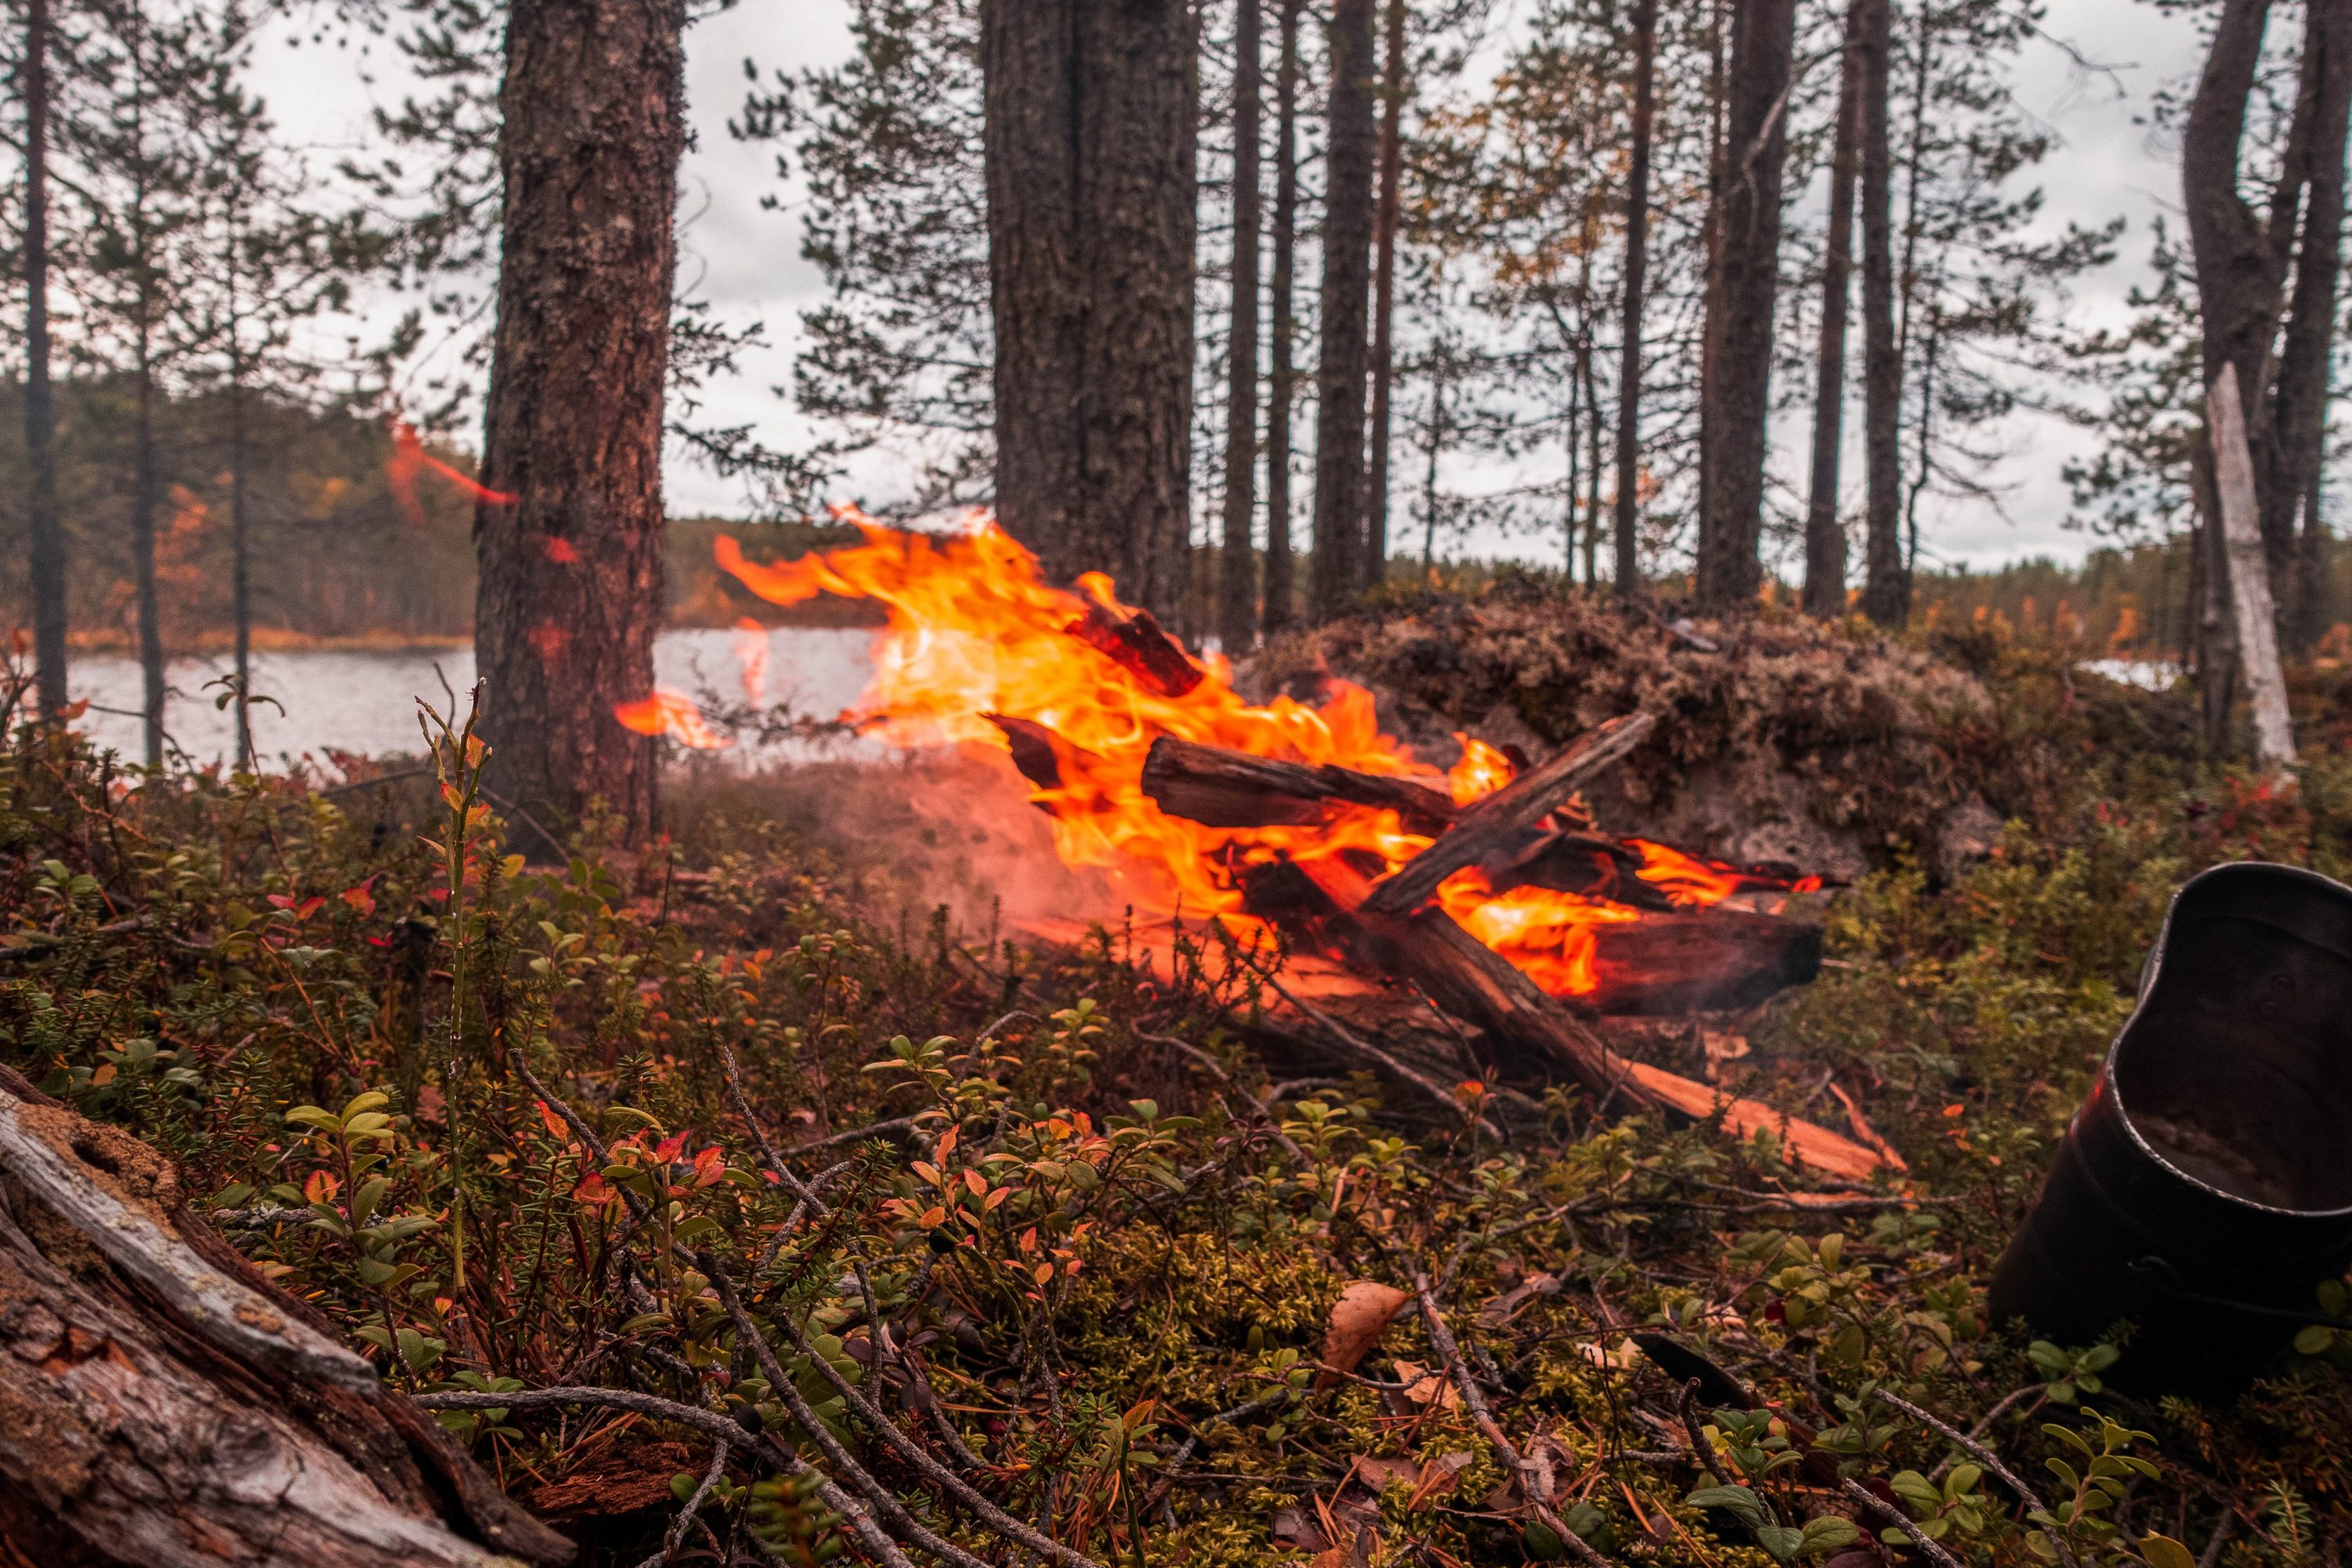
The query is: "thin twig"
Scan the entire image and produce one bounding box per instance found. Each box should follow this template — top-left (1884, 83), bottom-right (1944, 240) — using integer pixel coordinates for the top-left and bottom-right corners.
top-left (639, 1439), bottom-right (729, 1568)
top-left (1841, 1477), bottom-right (1970, 1568)
top-left (1406, 1261), bottom-right (1611, 1568)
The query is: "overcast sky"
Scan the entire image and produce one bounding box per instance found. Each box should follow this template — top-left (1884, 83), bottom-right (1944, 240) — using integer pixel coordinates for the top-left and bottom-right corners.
top-left (248, 0), bottom-right (2212, 573)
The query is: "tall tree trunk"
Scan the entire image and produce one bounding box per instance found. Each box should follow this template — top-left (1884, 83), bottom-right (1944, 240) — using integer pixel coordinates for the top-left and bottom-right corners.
top-left (1265, 0), bottom-right (1302, 635)
top-left (1308, 0), bottom-right (1377, 619)
top-left (24, 0), bottom-right (66, 721)
top-left (129, 26), bottom-right (163, 772)
top-left (1583, 314), bottom-right (1605, 586)
top-left (230, 328), bottom-right (253, 771)
top-left (132, 338), bottom-right (163, 771)
top-left (2270, 0), bottom-right (2352, 649)
top-left (1364, 0), bottom-right (1406, 594)
top-left (1802, 0), bottom-right (1865, 618)
top-left (1220, 0), bottom-right (1265, 653)
top-left (474, 0), bottom-right (684, 833)
top-left (1421, 355), bottom-right (1446, 564)
top-left (1693, 0), bottom-right (1798, 609)
top-left (982, 0), bottom-right (1200, 619)
top-left (1615, 0), bottom-right (1660, 599)
top-left (1858, 0), bottom-right (1906, 627)
top-left (1564, 356), bottom-right (1583, 578)
top-left (1696, 0), bottom-right (1729, 535)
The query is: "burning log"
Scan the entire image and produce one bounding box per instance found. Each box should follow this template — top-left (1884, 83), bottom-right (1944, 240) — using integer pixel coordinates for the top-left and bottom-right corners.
top-left (987, 712), bottom-right (1102, 793)
top-left (1294, 853), bottom-right (1667, 1112)
top-left (1287, 859), bottom-right (1886, 1180)
top-left (1581, 911), bottom-right (1823, 1015)
top-left (0, 1068), bottom-right (572, 1566)
top-left (1065, 602), bottom-right (1203, 698)
top-left (1362, 712), bottom-right (1655, 917)
top-left (1139, 734), bottom-right (1461, 835)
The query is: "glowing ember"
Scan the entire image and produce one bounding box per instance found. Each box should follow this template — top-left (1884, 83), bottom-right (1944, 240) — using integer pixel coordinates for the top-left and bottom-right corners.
top-left (710, 508), bottom-right (1807, 1000)
top-left (614, 690), bottom-right (730, 750)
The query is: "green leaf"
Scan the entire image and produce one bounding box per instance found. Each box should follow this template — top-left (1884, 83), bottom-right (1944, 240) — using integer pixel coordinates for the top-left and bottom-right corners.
top-left (1757, 1523), bottom-right (1805, 1560)
top-left (1801, 1516), bottom-right (1861, 1555)
top-left (2294, 1323), bottom-right (2335, 1356)
top-left (2140, 1533), bottom-right (2198, 1568)
top-left (1686, 1485), bottom-right (1769, 1530)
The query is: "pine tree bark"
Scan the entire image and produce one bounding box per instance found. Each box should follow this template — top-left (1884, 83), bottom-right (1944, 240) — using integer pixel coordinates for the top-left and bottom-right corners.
top-left (1857, 0), bottom-right (1906, 627)
top-left (474, 0), bottom-right (684, 834)
top-left (981, 0), bottom-right (1200, 621)
top-left (1308, 0), bottom-right (1378, 619)
top-left (2183, 0), bottom-right (2351, 658)
top-left (24, 0), bottom-right (67, 721)
top-left (1364, 0), bottom-right (1407, 594)
top-left (1693, 0), bottom-right (1798, 610)
top-left (1220, 0), bottom-right (1265, 653)
top-left (1802, 0), bottom-right (1864, 618)
top-left (1265, 0), bottom-right (1303, 635)
top-left (2269, 0), bottom-right (2352, 648)
top-left (1615, 0), bottom-right (1661, 598)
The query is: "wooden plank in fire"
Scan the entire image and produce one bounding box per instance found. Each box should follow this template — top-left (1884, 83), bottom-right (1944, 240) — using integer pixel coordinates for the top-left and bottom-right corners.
top-left (1359, 711), bottom-right (1656, 916)
top-left (1139, 733), bottom-right (1461, 836)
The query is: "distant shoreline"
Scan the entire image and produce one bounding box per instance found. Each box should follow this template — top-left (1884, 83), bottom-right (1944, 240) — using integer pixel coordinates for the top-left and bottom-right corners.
top-left (56, 602), bottom-right (891, 656)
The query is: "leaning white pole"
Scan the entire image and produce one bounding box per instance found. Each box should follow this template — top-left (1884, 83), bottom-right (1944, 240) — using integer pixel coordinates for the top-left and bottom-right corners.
top-left (2207, 363), bottom-right (2299, 775)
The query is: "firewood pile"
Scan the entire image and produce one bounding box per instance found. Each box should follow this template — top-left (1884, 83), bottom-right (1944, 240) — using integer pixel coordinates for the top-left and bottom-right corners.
top-left (1033, 706), bottom-right (1893, 1185)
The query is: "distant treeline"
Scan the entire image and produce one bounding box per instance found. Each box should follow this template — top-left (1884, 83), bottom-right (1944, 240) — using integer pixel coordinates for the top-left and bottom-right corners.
top-left (1915, 539), bottom-right (2352, 658)
top-left (0, 379), bottom-right (877, 647)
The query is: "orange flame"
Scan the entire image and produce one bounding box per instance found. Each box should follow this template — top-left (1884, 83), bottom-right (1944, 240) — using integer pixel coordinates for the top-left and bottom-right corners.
top-left (614, 691), bottom-right (730, 750)
top-left (710, 509), bottom-right (1798, 997)
top-left (388, 420), bottom-right (519, 526)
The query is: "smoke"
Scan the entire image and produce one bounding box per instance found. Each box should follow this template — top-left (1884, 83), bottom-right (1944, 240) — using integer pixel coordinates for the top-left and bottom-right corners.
top-left (677, 743), bottom-right (1145, 938)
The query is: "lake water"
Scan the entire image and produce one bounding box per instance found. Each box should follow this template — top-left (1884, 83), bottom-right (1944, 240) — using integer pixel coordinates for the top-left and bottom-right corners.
top-left (64, 627), bottom-right (881, 769)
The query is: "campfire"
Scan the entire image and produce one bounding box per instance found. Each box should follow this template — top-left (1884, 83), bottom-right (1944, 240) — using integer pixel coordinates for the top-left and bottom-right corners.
top-left (644, 510), bottom-right (1887, 1179)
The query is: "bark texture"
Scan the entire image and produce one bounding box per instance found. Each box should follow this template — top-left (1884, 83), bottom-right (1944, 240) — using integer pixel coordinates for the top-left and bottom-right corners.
top-left (1802, 0), bottom-right (1864, 619)
top-left (1309, 0), bottom-right (1379, 619)
top-left (1614, 0), bottom-right (1660, 597)
top-left (474, 0), bottom-right (684, 833)
top-left (1693, 0), bottom-right (1798, 610)
top-left (1264, 0), bottom-right (1303, 634)
top-left (2183, 0), bottom-right (2352, 650)
top-left (0, 1073), bottom-right (571, 1567)
top-left (981, 0), bottom-right (1200, 621)
top-left (1857, 0), bottom-right (1906, 628)
top-left (1219, 0), bottom-right (1264, 653)
top-left (1364, 0), bottom-right (1408, 593)
top-left (23, 0), bottom-right (66, 720)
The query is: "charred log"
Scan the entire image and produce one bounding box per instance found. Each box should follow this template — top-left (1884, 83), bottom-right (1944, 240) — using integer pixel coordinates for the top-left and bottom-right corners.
top-left (1585, 912), bottom-right (1823, 1014)
top-left (1141, 734), bottom-right (1461, 834)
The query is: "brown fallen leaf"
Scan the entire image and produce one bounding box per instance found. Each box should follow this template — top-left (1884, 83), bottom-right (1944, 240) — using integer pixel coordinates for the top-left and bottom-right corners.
top-left (1388, 1357), bottom-right (1462, 1410)
top-left (1315, 1279), bottom-right (1413, 1390)
top-left (1405, 1450), bottom-right (1475, 1510)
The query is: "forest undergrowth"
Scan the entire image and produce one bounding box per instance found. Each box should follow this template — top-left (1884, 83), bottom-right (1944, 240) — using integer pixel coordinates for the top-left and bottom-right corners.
top-left (7, 626), bottom-right (2352, 1568)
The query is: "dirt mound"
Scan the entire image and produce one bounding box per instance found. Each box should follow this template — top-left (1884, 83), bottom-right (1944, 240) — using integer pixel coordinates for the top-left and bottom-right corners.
top-left (1247, 590), bottom-right (1997, 880)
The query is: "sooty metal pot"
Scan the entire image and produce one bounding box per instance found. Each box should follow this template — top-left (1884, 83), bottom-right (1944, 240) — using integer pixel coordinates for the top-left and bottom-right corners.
top-left (1987, 861), bottom-right (2352, 1401)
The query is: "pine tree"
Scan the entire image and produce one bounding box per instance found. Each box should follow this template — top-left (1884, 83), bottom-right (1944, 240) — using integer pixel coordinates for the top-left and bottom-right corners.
top-left (473, 0), bottom-right (685, 831)
top-left (1220, 0), bottom-right (1265, 652)
top-left (1308, 0), bottom-right (1377, 619)
top-left (979, 0), bottom-right (1199, 614)
top-left (1263, 0), bottom-right (1304, 633)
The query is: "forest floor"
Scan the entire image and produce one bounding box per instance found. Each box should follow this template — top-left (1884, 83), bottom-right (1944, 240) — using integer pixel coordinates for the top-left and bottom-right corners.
top-left (6, 595), bottom-right (2352, 1568)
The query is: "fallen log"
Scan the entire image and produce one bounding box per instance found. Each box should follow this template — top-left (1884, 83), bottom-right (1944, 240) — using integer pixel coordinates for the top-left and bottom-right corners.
top-left (1363, 712), bottom-right (1655, 917)
top-left (0, 1068), bottom-right (572, 1568)
top-left (1140, 734), bottom-right (1461, 836)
